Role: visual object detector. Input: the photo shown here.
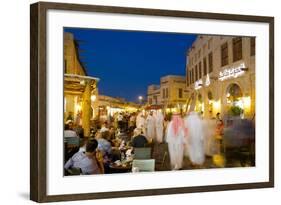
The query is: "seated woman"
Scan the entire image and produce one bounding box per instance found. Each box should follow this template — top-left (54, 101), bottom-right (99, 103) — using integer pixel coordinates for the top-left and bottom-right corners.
top-left (95, 130), bottom-right (113, 173)
top-left (131, 128), bottom-right (148, 148)
top-left (108, 126), bottom-right (116, 141)
top-left (64, 139), bottom-right (104, 175)
top-left (64, 121), bottom-right (78, 138)
top-left (96, 130), bottom-right (112, 155)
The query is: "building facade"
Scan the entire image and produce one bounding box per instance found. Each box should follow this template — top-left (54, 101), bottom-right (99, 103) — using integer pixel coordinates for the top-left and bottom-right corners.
top-left (147, 75), bottom-right (189, 113)
top-left (147, 85), bottom-right (161, 106)
top-left (64, 32), bottom-right (99, 137)
top-left (186, 35), bottom-right (255, 119)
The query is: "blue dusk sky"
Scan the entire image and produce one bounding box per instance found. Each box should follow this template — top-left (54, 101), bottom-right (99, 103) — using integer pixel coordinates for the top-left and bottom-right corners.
top-left (64, 28), bottom-right (197, 102)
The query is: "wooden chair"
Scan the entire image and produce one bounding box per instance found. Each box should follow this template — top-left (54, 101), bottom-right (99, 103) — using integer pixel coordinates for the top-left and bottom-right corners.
top-left (161, 151), bottom-right (168, 167)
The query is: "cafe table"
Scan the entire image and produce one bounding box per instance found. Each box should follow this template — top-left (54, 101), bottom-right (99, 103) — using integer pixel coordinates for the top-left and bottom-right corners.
top-left (109, 159), bottom-right (133, 173)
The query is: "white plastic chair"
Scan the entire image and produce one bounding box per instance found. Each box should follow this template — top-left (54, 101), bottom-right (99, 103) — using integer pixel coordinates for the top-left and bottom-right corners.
top-left (132, 159), bottom-right (155, 172)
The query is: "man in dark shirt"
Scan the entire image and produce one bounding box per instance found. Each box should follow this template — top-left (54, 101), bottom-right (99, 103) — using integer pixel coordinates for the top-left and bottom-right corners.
top-left (131, 128), bottom-right (148, 148)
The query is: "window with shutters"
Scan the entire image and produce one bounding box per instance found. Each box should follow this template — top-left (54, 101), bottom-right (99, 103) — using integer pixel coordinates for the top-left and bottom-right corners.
top-left (208, 38), bottom-right (213, 49)
top-left (64, 59), bottom-right (67, 73)
top-left (179, 88), bottom-right (183, 98)
top-left (191, 70), bottom-right (193, 84)
top-left (250, 37), bottom-right (255, 56)
top-left (189, 70), bottom-right (191, 85)
top-left (195, 65), bottom-right (198, 81)
top-left (203, 57), bottom-right (207, 76)
top-left (233, 37), bottom-right (242, 62)
top-left (192, 68), bottom-right (195, 83)
top-left (199, 62), bottom-right (202, 79)
top-left (208, 52), bottom-right (213, 73)
top-left (221, 42), bottom-right (228, 66)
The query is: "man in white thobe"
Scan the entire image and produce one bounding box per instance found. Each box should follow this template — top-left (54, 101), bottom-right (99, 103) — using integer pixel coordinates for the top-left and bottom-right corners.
top-left (184, 112), bottom-right (205, 165)
top-left (145, 111), bottom-right (156, 142)
top-left (166, 114), bottom-right (186, 170)
top-left (155, 111), bottom-right (164, 143)
top-left (136, 112), bottom-right (146, 136)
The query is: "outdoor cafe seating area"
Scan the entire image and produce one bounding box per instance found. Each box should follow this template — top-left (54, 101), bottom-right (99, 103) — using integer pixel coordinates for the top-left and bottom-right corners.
top-left (64, 134), bottom-right (168, 175)
top-left (64, 111), bottom-right (255, 176)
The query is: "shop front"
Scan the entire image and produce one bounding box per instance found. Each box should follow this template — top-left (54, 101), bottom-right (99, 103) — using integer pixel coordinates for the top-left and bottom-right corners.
top-left (64, 75), bottom-right (99, 137)
top-left (164, 103), bottom-right (186, 115)
top-left (224, 82), bottom-right (252, 119)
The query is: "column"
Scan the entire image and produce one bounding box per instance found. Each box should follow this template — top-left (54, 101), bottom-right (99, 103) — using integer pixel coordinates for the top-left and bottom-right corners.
top-left (82, 80), bottom-right (92, 137)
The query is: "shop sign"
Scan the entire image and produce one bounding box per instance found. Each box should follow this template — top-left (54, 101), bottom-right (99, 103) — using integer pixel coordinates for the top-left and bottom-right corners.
top-left (218, 63), bottom-right (246, 81)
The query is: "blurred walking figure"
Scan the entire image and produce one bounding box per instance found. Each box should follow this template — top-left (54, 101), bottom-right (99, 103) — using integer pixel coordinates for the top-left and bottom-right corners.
top-left (215, 120), bottom-right (224, 153)
top-left (216, 112), bottom-right (221, 123)
top-left (184, 112), bottom-right (205, 166)
top-left (145, 111), bottom-right (156, 142)
top-left (155, 111), bottom-right (164, 143)
top-left (136, 112), bottom-right (146, 136)
top-left (166, 114), bottom-right (187, 170)
top-left (203, 118), bottom-right (217, 156)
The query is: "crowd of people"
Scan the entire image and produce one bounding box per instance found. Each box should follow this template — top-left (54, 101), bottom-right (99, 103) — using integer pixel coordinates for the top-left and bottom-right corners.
top-left (63, 110), bottom-right (226, 175)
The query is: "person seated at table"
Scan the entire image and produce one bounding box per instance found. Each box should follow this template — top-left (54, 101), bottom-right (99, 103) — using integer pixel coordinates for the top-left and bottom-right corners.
top-left (74, 124), bottom-right (84, 138)
top-left (64, 139), bottom-right (104, 175)
top-left (100, 122), bottom-right (109, 133)
top-left (131, 128), bottom-right (148, 148)
top-left (108, 126), bottom-right (116, 141)
top-left (96, 131), bottom-right (112, 155)
top-left (64, 121), bottom-right (78, 138)
top-left (95, 131), bottom-right (113, 173)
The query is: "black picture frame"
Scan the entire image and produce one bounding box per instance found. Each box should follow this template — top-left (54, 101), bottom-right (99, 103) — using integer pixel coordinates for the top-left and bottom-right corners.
top-left (30, 1), bottom-right (274, 202)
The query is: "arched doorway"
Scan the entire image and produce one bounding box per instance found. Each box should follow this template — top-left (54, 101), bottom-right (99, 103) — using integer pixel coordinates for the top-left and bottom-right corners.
top-left (226, 83), bottom-right (244, 117)
top-left (196, 93), bottom-right (204, 114)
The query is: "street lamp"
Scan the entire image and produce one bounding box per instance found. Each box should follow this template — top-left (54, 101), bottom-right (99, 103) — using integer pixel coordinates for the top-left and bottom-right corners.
top-left (91, 95), bottom-right (96, 102)
top-left (138, 96), bottom-right (143, 104)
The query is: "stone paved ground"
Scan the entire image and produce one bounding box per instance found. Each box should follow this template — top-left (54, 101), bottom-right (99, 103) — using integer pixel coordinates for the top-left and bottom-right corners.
top-left (74, 138), bottom-right (254, 173)
top-left (152, 142), bottom-right (254, 172)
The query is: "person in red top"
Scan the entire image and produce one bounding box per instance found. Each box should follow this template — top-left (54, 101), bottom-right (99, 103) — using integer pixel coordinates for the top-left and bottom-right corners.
top-left (166, 114), bottom-right (187, 170)
top-left (215, 120), bottom-right (224, 154)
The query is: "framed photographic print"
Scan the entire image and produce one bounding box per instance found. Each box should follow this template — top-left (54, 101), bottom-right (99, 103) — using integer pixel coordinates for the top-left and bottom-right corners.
top-left (30, 1), bottom-right (274, 202)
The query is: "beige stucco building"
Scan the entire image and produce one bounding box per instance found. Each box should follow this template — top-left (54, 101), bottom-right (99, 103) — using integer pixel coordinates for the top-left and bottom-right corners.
top-left (186, 35), bottom-right (255, 119)
top-left (147, 85), bottom-right (161, 106)
top-left (147, 75), bottom-right (189, 113)
top-left (64, 32), bottom-right (99, 137)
